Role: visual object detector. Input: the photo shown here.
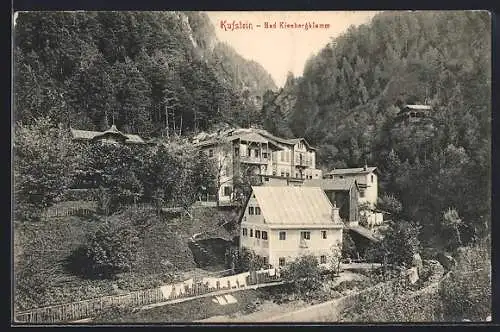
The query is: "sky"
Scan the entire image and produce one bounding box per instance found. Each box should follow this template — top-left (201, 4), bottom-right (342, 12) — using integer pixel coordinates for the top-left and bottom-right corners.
top-left (206, 11), bottom-right (379, 87)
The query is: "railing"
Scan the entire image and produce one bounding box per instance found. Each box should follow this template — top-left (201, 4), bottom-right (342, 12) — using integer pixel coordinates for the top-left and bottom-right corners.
top-left (14, 268), bottom-right (281, 324)
top-left (239, 155), bottom-right (269, 164)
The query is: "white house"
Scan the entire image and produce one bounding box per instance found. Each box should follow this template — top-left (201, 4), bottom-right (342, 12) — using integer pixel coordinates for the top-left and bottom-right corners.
top-left (239, 186), bottom-right (343, 268)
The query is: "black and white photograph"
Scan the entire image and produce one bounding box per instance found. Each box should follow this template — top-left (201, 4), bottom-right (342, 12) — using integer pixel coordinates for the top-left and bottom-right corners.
top-left (12, 10), bottom-right (492, 324)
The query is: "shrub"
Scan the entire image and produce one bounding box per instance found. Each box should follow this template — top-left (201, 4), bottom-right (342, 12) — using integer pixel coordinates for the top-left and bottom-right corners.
top-left (235, 248), bottom-right (267, 273)
top-left (281, 254), bottom-right (323, 298)
top-left (74, 220), bottom-right (141, 279)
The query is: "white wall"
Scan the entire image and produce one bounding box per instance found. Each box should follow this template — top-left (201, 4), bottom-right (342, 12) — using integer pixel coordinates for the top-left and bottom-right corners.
top-left (268, 228), bottom-right (342, 268)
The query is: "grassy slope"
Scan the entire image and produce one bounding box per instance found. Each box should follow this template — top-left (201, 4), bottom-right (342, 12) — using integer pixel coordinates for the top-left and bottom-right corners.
top-left (14, 206), bottom-right (240, 311)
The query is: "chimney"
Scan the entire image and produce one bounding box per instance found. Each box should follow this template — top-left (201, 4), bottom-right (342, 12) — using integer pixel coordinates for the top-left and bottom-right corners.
top-left (331, 202), bottom-right (341, 224)
top-left (363, 160), bottom-right (368, 171)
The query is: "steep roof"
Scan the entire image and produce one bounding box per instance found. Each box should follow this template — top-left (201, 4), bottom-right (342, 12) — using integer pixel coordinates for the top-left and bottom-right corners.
top-left (325, 167), bottom-right (377, 176)
top-left (302, 178), bottom-right (358, 191)
top-left (250, 186), bottom-right (340, 226)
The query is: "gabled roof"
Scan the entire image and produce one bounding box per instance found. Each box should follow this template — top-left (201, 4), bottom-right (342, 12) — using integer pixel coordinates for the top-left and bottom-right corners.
top-left (70, 127), bottom-right (145, 144)
top-left (254, 129), bottom-right (316, 150)
top-left (302, 178), bottom-right (358, 191)
top-left (250, 186), bottom-right (341, 226)
top-left (71, 129), bottom-right (102, 140)
top-left (325, 167), bottom-right (377, 176)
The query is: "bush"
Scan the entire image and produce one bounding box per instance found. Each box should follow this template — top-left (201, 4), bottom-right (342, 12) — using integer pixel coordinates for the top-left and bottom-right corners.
top-left (438, 243), bottom-right (491, 321)
top-left (234, 248), bottom-right (267, 273)
top-left (281, 254), bottom-right (323, 298)
top-left (74, 220), bottom-right (141, 279)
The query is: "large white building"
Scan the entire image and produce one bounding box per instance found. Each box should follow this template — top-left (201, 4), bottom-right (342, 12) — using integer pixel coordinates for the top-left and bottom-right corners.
top-left (239, 186), bottom-right (343, 268)
top-left (194, 127), bottom-right (323, 204)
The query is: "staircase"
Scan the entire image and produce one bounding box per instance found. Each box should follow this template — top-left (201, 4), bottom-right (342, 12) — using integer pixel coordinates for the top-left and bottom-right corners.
top-left (188, 236), bottom-right (219, 267)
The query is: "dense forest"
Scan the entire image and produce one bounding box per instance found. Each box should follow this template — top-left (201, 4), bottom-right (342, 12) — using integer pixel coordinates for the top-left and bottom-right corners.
top-left (14, 10), bottom-right (491, 246)
top-left (14, 11), bottom-right (276, 136)
top-left (261, 11), bottom-right (491, 244)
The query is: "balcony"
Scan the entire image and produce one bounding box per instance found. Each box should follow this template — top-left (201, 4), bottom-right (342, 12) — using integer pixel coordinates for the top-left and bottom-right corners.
top-left (295, 159), bottom-right (312, 167)
top-left (238, 155), bottom-right (270, 165)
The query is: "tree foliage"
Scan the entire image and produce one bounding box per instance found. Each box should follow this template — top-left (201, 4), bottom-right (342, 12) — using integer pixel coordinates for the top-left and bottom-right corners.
top-left (13, 117), bottom-right (77, 221)
top-left (14, 11), bottom-right (276, 135)
top-left (281, 254), bottom-right (323, 296)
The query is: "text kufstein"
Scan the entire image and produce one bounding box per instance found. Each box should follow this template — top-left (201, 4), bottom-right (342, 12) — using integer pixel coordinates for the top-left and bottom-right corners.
top-left (220, 20), bottom-right (253, 31)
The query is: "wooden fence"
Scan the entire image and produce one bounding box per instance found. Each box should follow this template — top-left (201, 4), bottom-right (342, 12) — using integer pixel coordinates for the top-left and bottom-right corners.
top-left (14, 268), bottom-right (281, 324)
top-left (42, 202), bottom-right (97, 218)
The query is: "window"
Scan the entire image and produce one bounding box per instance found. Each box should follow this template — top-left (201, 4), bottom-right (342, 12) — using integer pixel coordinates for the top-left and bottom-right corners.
top-left (320, 255), bottom-right (327, 264)
top-left (262, 231), bottom-right (268, 240)
top-left (249, 206), bottom-right (254, 215)
top-left (279, 231), bottom-right (286, 240)
top-left (371, 175), bottom-right (374, 183)
top-left (301, 231), bottom-right (311, 240)
top-left (223, 186), bottom-right (232, 196)
top-left (255, 230), bottom-right (261, 239)
top-left (286, 151), bottom-right (290, 162)
top-left (360, 191), bottom-right (365, 198)
top-left (250, 229), bottom-right (253, 237)
top-left (264, 177), bottom-right (270, 182)
top-left (286, 172), bottom-right (290, 177)
top-left (321, 230), bottom-right (327, 239)
top-left (254, 149), bottom-right (259, 157)
top-left (247, 149), bottom-right (251, 157)
top-left (255, 207), bottom-right (261, 215)
top-left (263, 256), bottom-right (268, 265)
top-left (339, 175), bottom-right (344, 179)
top-left (279, 257), bottom-right (286, 266)
top-left (281, 172), bottom-right (285, 177)
top-left (242, 228), bottom-right (247, 236)
top-left (262, 152), bottom-right (268, 159)
top-left (280, 151), bottom-right (284, 161)
top-left (273, 171), bottom-right (277, 176)
top-left (208, 149), bottom-right (214, 157)
top-left (295, 173), bottom-right (298, 178)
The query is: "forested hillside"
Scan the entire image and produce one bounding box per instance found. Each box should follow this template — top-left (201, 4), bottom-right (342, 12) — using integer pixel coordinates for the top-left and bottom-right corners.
top-left (262, 11), bottom-right (491, 244)
top-left (13, 11), bottom-right (276, 137)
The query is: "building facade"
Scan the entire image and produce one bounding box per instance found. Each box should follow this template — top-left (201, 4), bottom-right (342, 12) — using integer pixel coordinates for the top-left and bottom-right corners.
top-left (239, 186), bottom-right (343, 268)
top-left (323, 166), bottom-right (383, 227)
top-left (194, 127), bottom-right (323, 204)
top-left (323, 166), bottom-right (378, 208)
